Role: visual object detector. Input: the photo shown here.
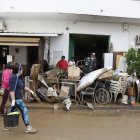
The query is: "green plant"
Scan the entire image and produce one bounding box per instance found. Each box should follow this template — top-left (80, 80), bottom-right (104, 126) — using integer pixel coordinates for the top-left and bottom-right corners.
top-left (125, 48), bottom-right (140, 75)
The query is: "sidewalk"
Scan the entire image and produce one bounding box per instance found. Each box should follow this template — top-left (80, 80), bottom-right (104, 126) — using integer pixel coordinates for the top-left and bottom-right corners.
top-left (22, 101), bottom-right (140, 116)
top-left (1, 96), bottom-right (140, 116)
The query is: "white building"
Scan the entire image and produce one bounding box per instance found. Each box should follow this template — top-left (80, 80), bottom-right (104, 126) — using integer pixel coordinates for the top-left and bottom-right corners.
top-left (0, 0), bottom-right (140, 73)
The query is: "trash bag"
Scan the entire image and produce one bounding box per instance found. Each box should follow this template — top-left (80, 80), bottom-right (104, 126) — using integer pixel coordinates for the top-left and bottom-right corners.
top-left (63, 98), bottom-right (72, 111)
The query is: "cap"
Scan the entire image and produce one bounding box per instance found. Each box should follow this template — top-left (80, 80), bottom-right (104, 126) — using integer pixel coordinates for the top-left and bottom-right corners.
top-left (91, 52), bottom-right (95, 55)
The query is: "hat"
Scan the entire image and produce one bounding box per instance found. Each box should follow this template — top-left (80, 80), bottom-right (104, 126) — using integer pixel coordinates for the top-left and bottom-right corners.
top-left (91, 52), bottom-right (95, 55)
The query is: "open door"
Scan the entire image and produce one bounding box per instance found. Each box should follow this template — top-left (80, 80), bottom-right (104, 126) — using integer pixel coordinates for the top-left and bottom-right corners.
top-left (27, 46), bottom-right (38, 75)
top-left (0, 46), bottom-right (9, 69)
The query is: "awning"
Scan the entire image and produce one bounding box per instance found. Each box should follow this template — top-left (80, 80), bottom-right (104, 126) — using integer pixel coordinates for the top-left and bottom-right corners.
top-left (0, 32), bottom-right (62, 46)
top-left (0, 32), bottom-right (61, 37)
top-left (0, 36), bottom-right (40, 46)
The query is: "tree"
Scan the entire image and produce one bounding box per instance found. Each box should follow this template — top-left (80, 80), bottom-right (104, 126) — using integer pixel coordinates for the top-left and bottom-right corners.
top-left (125, 48), bottom-right (140, 76)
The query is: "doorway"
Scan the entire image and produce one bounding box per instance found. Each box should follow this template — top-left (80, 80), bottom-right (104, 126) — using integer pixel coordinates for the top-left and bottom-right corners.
top-left (69, 34), bottom-right (110, 69)
top-left (27, 46), bottom-right (38, 75)
top-left (0, 46), bottom-right (9, 69)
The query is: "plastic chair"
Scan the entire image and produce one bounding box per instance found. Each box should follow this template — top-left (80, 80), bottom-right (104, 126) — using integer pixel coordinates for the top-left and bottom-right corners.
top-left (109, 76), bottom-right (127, 103)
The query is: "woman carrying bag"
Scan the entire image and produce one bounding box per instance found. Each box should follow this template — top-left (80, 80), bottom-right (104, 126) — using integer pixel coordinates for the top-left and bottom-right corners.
top-left (8, 63), bottom-right (37, 134)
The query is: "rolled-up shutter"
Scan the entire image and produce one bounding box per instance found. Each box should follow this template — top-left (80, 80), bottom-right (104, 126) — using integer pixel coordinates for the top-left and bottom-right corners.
top-left (0, 36), bottom-right (40, 46)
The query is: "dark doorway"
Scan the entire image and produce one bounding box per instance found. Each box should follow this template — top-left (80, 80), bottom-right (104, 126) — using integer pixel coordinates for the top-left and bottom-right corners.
top-left (69, 34), bottom-right (110, 69)
top-left (27, 46), bottom-right (38, 75)
top-left (0, 46), bottom-right (9, 69)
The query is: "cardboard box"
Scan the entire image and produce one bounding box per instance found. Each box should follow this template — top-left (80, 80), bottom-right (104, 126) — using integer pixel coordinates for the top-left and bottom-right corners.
top-left (68, 66), bottom-right (80, 80)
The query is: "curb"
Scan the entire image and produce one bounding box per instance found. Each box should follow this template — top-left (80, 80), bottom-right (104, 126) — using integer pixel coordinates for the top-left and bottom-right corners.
top-left (24, 103), bottom-right (140, 116)
top-left (5, 101), bottom-right (140, 116)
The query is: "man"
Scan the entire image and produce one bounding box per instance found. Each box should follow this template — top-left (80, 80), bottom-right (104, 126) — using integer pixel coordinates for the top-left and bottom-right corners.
top-left (83, 52), bottom-right (97, 74)
top-left (68, 57), bottom-right (75, 66)
top-left (56, 56), bottom-right (68, 71)
top-left (91, 52), bottom-right (97, 70)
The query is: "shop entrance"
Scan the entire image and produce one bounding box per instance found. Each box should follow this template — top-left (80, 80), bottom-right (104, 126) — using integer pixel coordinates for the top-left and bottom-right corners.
top-left (69, 34), bottom-right (110, 69)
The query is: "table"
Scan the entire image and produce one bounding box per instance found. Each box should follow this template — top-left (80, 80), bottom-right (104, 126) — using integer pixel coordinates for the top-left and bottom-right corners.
top-left (60, 79), bottom-right (80, 102)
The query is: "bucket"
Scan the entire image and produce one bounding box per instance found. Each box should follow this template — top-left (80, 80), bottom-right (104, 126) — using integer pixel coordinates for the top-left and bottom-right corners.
top-left (3, 112), bottom-right (20, 128)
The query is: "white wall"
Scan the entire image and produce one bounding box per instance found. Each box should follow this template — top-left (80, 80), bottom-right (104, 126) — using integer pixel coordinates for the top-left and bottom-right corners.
top-left (1, 0), bottom-right (140, 18)
top-left (3, 18), bottom-right (140, 65)
top-left (9, 46), bottom-right (27, 64)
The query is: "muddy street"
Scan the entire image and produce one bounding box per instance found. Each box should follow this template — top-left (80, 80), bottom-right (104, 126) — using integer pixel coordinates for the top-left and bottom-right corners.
top-left (0, 109), bottom-right (140, 140)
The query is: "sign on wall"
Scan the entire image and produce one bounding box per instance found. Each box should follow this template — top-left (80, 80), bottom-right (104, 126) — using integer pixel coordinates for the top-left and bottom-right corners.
top-left (53, 51), bottom-right (63, 65)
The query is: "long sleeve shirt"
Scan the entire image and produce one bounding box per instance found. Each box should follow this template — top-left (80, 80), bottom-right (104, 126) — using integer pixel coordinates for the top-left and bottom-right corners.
top-left (1, 68), bottom-right (11, 89)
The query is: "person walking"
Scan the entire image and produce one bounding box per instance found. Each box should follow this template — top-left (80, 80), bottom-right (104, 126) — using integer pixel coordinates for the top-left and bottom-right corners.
top-left (9, 63), bottom-right (36, 133)
top-left (0, 62), bottom-right (13, 115)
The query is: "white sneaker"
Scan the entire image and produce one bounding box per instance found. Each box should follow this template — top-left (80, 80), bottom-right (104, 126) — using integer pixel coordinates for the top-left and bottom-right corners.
top-left (4, 127), bottom-right (16, 131)
top-left (4, 127), bottom-right (9, 131)
top-left (25, 126), bottom-right (37, 134)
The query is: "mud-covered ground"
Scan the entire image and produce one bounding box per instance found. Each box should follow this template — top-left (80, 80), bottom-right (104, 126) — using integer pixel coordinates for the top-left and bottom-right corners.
top-left (0, 109), bottom-right (140, 140)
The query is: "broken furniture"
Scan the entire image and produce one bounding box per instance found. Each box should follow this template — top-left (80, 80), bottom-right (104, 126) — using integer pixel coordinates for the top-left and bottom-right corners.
top-left (80, 87), bottom-right (96, 105)
top-left (30, 64), bottom-right (42, 91)
top-left (94, 80), bottom-right (112, 104)
top-left (109, 75), bottom-right (127, 103)
top-left (80, 80), bottom-right (111, 105)
top-left (60, 79), bottom-right (80, 102)
top-left (68, 65), bottom-right (81, 80)
top-left (37, 74), bottom-right (59, 103)
top-left (24, 76), bottom-right (41, 103)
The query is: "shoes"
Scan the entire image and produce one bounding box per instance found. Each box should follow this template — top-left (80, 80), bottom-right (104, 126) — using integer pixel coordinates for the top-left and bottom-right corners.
top-left (4, 127), bottom-right (16, 131)
top-left (4, 127), bottom-right (9, 131)
top-left (25, 125), bottom-right (37, 134)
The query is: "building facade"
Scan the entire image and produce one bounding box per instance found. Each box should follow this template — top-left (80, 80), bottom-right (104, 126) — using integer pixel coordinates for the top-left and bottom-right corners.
top-left (0, 0), bottom-right (140, 73)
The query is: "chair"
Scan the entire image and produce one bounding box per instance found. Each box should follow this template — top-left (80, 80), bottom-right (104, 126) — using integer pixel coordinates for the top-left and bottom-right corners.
top-left (80, 87), bottom-right (96, 105)
top-left (109, 75), bottom-right (127, 103)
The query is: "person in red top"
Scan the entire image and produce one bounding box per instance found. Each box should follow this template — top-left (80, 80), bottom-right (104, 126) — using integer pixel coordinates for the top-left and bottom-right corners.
top-left (56, 56), bottom-right (68, 71)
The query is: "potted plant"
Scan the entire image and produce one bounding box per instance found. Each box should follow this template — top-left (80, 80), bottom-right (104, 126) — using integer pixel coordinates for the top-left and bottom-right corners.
top-left (125, 48), bottom-right (140, 77)
top-left (125, 48), bottom-right (140, 98)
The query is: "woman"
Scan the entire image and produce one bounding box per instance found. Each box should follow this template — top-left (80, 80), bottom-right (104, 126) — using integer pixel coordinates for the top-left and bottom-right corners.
top-left (9, 63), bottom-right (36, 134)
top-left (0, 62), bottom-right (13, 115)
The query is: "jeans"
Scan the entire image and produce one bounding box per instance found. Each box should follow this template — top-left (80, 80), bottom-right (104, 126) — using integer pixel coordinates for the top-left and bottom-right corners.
top-left (11, 99), bottom-right (29, 126)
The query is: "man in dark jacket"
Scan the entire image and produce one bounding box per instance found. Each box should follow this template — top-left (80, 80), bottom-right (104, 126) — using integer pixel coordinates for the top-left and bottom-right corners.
top-left (83, 52), bottom-right (97, 74)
